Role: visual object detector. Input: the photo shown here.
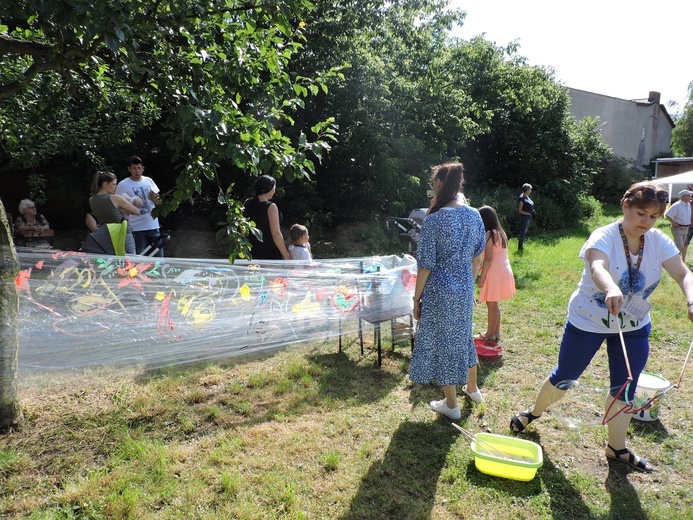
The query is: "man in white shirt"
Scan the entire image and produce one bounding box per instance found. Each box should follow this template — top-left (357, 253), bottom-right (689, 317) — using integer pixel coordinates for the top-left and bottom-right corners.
top-left (685, 187), bottom-right (693, 262)
top-left (665, 189), bottom-right (692, 260)
top-left (115, 156), bottom-right (165, 256)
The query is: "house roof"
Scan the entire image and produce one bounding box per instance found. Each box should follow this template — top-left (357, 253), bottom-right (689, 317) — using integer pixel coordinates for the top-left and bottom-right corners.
top-left (567, 87), bottom-right (675, 128)
top-left (655, 157), bottom-right (693, 163)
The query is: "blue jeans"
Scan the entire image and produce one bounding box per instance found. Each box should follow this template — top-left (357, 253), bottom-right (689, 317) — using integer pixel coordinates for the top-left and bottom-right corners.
top-left (518, 215), bottom-right (532, 250)
top-left (133, 229), bottom-right (164, 257)
top-left (549, 322), bottom-right (651, 402)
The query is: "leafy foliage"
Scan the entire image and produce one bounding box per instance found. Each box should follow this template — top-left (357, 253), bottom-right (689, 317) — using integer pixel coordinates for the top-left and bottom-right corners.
top-left (1, 0), bottom-right (620, 253)
top-left (671, 81), bottom-right (693, 156)
top-left (285, 0), bottom-right (476, 223)
top-left (0, 0), bottom-right (338, 259)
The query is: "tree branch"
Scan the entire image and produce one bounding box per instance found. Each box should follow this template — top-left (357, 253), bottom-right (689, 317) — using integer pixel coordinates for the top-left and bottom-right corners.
top-left (0, 59), bottom-right (59, 100)
top-left (0, 34), bottom-right (101, 100)
top-left (0, 33), bottom-right (54, 57)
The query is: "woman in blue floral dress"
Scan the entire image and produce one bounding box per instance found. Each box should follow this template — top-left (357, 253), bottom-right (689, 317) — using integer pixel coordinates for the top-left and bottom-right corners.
top-left (510, 182), bottom-right (693, 472)
top-left (410, 163), bottom-right (486, 420)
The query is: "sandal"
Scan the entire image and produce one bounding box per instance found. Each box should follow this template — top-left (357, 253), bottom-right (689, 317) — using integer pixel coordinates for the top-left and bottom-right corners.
top-left (606, 444), bottom-right (654, 473)
top-left (510, 408), bottom-right (540, 433)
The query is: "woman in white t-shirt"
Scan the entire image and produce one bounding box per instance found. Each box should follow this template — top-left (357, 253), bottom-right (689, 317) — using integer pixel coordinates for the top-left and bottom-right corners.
top-left (510, 182), bottom-right (693, 472)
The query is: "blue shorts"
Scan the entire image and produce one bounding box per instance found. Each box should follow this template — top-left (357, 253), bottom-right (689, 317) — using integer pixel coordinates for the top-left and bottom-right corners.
top-left (548, 321), bottom-right (651, 402)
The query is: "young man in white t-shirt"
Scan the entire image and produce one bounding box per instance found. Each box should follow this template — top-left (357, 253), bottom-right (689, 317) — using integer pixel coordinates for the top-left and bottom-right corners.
top-left (115, 156), bottom-right (165, 256)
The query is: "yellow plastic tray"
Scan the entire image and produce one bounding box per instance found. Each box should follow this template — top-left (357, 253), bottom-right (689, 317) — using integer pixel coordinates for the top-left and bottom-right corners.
top-left (471, 433), bottom-right (543, 481)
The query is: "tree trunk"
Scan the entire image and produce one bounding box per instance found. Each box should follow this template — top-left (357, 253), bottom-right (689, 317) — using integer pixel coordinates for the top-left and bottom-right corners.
top-left (0, 196), bottom-right (21, 431)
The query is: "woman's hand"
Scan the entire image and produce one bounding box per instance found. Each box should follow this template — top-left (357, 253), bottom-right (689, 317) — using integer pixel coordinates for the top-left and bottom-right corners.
top-left (586, 248), bottom-right (623, 317)
top-left (604, 287), bottom-right (624, 317)
top-left (413, 299), bottom-right (421, 320)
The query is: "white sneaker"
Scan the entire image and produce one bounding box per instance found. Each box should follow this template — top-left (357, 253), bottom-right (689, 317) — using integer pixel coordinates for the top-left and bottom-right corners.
top-left (429, 399), bottom-right (461, 420)
top-left (463, 385), bottom-right (483, 404)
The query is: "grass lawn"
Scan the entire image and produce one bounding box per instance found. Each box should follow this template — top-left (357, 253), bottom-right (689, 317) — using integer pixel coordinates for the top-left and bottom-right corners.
top-left (2, 210), bottom-right (693, 519)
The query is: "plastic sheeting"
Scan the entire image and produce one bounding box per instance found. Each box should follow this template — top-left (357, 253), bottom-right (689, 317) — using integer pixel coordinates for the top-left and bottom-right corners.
top-left (10, 249), bottom-right (417, 377)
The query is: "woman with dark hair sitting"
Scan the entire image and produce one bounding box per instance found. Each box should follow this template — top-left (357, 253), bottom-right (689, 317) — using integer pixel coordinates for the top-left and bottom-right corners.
top-left (510, 182), bottom-right (693, 472)
top-left (88, 171), bottom-right (141, 254)
top-left (242, 175), bottom-right (290, 260)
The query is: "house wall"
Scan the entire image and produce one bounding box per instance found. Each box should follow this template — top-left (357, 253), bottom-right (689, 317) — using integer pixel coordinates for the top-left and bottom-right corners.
top-left (568, 88), bottom-right (674, 165)
top-left (655, 160), bottom-right (693, 178)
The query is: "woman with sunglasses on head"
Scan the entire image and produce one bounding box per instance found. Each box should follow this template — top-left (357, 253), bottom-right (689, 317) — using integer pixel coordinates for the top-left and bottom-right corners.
top-left (510, 181), bottom-right (693, 472)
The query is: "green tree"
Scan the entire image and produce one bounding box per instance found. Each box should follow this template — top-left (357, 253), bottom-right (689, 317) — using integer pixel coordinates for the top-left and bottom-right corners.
top-left (289, 12), bottom-right (609, 230)
top-left (671, 82), bottom-right (693, 156)
top-left (0, 0), bottom-right (338, 428)
top-left (1, 0), bottom-right (338, 253)
top-left (285, 0), bottom-right (477, 224)
top-left (445, 37), bottom-right (612, 230)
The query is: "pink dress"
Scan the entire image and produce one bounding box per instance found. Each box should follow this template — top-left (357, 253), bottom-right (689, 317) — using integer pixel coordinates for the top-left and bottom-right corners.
top-left (479, 239), bottom-right (516, 302)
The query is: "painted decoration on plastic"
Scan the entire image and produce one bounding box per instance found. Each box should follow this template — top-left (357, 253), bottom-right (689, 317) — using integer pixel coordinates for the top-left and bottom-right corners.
top-left (11, 249), bottom-right (417, 376)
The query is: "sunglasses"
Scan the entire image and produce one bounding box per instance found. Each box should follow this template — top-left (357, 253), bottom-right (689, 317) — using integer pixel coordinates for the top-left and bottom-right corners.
top-left (629, 187), bottom-right (668, 203)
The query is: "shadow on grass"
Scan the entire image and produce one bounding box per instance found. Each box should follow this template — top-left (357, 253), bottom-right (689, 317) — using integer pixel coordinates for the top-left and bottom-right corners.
top-left (340, 420), bottom-right (457, 519)
top-left (539, 454), bottom-right (598, 519)
top-left (514, 269), bottom-right (542, 291)
top-left (477, 356), bottom-right (503, 388)
top-left (125, 348), bottom-right (406, 436)
top-left (463, 455), bottom-right (543, 497)
top-left (605, 465), bottom-right (647, 519)
top-left (630, 417), bottom-right (670, 443)
top-left (512, 430), bottom-right (597, 519)
top-left (307, 351), bottom-right (403, 404)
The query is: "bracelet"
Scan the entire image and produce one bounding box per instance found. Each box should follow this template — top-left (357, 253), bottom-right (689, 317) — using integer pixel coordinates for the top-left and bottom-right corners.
top-left (413, 297), bottom-right (421, 303)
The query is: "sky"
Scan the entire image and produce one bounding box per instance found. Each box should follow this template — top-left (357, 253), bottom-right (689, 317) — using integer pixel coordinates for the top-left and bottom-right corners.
top-left (449, 0), bottom-right (692, 113)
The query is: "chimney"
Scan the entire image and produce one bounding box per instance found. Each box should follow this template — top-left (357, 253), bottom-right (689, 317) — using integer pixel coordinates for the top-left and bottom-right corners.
top-left (648, 91), bottom-right (661, 103)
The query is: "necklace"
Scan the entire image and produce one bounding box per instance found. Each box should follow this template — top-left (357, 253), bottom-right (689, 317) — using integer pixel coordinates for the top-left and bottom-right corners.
top-left (618, 222), bottom-right (644, 292)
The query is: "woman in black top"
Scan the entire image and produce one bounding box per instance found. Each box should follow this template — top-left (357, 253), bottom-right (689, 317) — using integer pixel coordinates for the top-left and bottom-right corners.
top-left (243, 175), bottom-right (290, 260)
top-left (517, 183), bottom-right (536, 251)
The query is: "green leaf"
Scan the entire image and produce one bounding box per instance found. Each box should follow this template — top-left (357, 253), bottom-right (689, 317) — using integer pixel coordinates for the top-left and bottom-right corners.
top-left (103, 32), bottom-right (120, 53)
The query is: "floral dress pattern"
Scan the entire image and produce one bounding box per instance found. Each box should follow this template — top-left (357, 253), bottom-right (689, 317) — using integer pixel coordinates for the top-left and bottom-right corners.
top-left (409, 205), bottom-right (486, 386)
